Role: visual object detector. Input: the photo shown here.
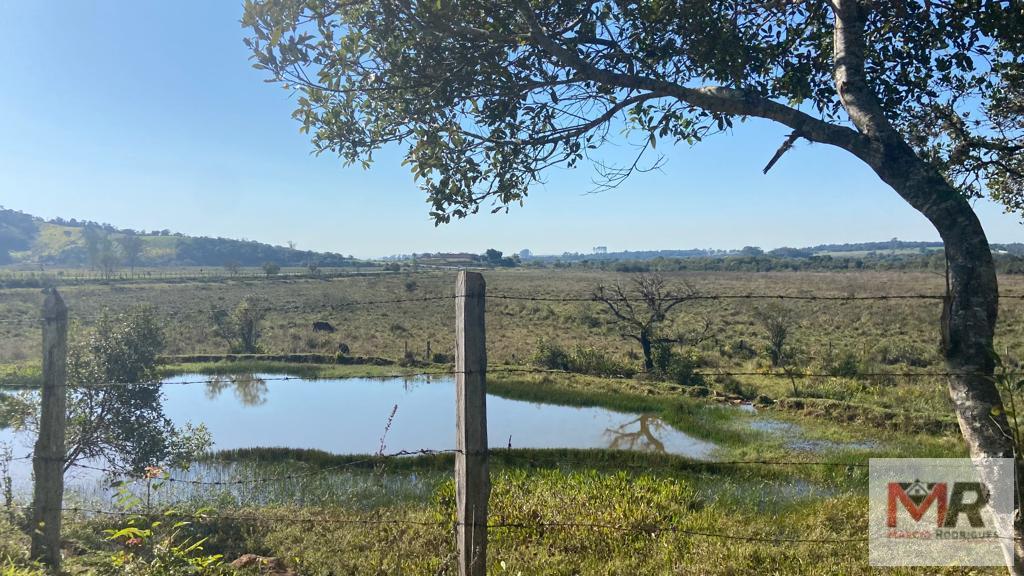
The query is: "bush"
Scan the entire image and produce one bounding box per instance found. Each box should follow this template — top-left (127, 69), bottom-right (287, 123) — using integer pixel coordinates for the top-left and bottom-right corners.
top-left (210, 295), bottom-right (266, 354)
top-left (431, 352), bottom-right (454, 364)
top-left (529, 340), bottom-right (634, 377)
top-left (721, 377), bottom-right (756, 399)
top-left (727, 339), bottom-right (758, 360)
top-left (568, 346), bottom-right (632, 378)
top-left (531, 339), bottom-right (571, 372)
top-left (825, 350), bottom-right (860, 377)
top-left (399, 350), bottom-right (418, 366)
top-left (653, 344), bottom-right (704, 386)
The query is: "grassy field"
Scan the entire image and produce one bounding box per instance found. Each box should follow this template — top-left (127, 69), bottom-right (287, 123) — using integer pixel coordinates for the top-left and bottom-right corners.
top-left (0, 368), bottom-right (989, 575)
top-left (2, 268), bottom-right (1022, 416)
top-left (2, 269), bottom-right (1022, 360)
top-left (1, 268), bottom-right (1022, 574)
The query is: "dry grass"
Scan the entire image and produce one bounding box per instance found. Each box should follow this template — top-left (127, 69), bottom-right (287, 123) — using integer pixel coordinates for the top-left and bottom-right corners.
top-left (2, 269), bottom-right (1021, 364)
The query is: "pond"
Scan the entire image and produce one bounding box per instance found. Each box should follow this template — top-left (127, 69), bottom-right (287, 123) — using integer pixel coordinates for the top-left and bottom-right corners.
top-left (160, 374), bottom-right (718, 457)
top-left (0, 374), bottom-right (719, 494)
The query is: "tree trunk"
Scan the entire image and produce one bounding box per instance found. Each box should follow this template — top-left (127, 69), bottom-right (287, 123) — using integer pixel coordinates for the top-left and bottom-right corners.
top-left (855, 135), bottom-right (1022, 569)
top-left (826, 2), bottom-right (1019, 567)
top-left (640, 331), bottom-right (653, 372)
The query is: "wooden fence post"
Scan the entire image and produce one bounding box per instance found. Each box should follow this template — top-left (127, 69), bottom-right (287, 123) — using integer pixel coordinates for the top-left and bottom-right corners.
top-left (31, 288), bottom-right (67, 571)
top-left (455, 271), bottom-right (489, 576)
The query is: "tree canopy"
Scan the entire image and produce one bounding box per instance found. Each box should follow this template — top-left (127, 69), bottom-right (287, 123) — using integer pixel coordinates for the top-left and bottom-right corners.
top-left (243, 0), bottom-right (1023, 221)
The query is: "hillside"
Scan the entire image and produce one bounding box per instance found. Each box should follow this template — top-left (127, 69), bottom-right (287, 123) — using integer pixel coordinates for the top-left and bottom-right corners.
top-left (0, 207), bottom-right (358, 269)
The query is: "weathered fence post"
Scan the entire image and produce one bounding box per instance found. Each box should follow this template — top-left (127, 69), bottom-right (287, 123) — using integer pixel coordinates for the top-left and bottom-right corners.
top-left (31, 288), bottom-right (67, 571)
top-left (455, 271), bottom-right (488, 576)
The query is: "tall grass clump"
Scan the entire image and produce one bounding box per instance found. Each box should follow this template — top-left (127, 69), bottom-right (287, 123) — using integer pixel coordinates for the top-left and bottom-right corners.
top-left (530, 339), bottom-right (635, 377)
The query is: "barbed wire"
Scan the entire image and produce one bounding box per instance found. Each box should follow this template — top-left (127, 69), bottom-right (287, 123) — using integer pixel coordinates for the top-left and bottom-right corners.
top-left (24, 505), bottom-right (1016, 543)
top-left (2, 366), bottom-right (1020, 391)
top-left (19, 506), bottom-right (879, 544)
top-left (492, 293), bottom-right (935, 302)
top-left (63, 448), bottom-right (872, 488)
top-left (66, 448), bottom-right (464, 485)
top-left (2, 290), bottom-right (1024, 328)
top-left (0, 295), bottom-right (461, 327)
top-left (484, 520), bottom-right (871, 543)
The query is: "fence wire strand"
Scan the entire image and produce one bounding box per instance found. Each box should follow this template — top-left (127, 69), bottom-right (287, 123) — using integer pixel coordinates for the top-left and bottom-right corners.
top-left (2, 366), bottom-right (1022, 391)
top-left (2, 290), bottom-right (1024, 327)
top-left (4, 506), bottom-right (879, 544)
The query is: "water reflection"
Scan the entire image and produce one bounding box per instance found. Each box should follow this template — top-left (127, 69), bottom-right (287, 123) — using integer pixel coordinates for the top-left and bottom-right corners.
top-left (604, 414), bottom-right (669, 453)
top-left (162, 374), bottom-right (720, 458)
top-left (205, 374), bottom-right (268, 406)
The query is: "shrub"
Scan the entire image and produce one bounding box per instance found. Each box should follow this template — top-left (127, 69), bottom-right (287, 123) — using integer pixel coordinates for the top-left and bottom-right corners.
top-left (529, 340), bottom-right (633, 377)
top-left (431, 352), bottom-right (454, 364)
top-left (653, 344), bottom-right (704, 386)
top-left (101, 506), bottom-right (228, 576)
top-left (667, 349), bottom-right (704, 386)
top-left (399, 350), bottom-right (418, 366)
top-left (727, 339), bottom-right (758, 360)
top-left (825, 350), bottom-right (860, 377)
top-left (531, 339), bottom-right (571, 371)
top-left (721, 377), bottom-right (756, 399)
top-left (210, 295), bottom-right (266, 354)
top-left (568, 345), bottom-right (632, 378)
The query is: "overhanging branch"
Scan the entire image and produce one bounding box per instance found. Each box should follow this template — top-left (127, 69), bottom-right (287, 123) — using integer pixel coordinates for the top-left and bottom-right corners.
top-left (512, 0), bottom-right (869, 154)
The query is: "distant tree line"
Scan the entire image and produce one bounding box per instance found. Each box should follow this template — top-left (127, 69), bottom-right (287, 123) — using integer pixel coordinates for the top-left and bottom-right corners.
top-left (528, 251), bottom-right (1024, 275)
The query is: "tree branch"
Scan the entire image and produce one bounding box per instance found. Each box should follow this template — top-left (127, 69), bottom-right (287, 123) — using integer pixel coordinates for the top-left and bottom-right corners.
top-left (830, 0), bottom-right (895, 138)
top-left (513, 0), bottom-right (869, 153)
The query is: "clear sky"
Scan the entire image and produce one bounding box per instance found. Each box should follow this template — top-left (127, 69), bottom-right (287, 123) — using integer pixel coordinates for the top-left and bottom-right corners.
top-left (0, 1), bottom-right (1019, 258)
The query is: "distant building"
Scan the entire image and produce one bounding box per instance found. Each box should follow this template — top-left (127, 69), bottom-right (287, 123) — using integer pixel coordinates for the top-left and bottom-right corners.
top-left (519, 249), bottom-right (532, 259)
top-left (593, 246), bottom-right (608, 254)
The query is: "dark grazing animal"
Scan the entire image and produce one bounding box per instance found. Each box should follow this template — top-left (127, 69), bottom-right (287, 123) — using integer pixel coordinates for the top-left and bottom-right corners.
top-left (312, 321), bottom-right (336, 333)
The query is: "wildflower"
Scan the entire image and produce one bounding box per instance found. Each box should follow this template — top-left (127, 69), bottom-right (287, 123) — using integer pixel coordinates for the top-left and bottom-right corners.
top-left (125, 537), bottom-right (143, 547)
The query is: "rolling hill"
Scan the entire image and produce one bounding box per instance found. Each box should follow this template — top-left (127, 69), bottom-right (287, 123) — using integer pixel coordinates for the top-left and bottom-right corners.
top-left (0, 207), bottom-right (358, 269)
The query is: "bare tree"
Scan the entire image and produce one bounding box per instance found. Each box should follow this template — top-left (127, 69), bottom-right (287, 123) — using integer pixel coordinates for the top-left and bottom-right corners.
top-left (604, 415), bottom-right (667, 453)
top-left (754, 305), bottom-right (796, 368)
top-left (593, 273), bottom-right (701, 372)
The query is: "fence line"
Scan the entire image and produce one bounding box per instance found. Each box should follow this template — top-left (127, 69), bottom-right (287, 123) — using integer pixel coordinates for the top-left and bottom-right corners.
top-left (2, 505), bottom-right (879, 545)
top-left (66, 448), bottom-right (465, 485)
top-left (63, 452), bottom-right (872, 489)
top-left (2, 290), bottom-right (1024, 328)
top-left (12, 505), bottom-right (1015, 543)
top-left (2, 367), bottom-right (1021, 391)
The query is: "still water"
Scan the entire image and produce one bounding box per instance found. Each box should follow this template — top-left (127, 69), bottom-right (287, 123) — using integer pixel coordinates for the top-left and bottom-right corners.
top-left (0, 374), bottom-right (718, 473)
top-left (161, 374), bottom-right (717, 457)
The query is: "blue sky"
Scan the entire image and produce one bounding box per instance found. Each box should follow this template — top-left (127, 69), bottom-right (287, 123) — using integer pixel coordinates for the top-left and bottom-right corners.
top-left (0, 1), bottom-right (1019, 258)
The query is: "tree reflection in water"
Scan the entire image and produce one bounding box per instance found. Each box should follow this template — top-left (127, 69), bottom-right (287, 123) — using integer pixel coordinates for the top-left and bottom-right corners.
top-left (205, 374), bottom-right (268, 407)
top-left (604, 414), bottom-right (669, 453)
